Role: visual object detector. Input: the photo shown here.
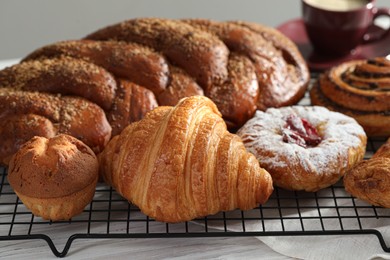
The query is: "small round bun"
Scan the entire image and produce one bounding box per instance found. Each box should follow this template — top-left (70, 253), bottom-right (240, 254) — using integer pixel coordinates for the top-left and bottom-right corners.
top-left (8, 134), bottom-right (99, 221)
top-left (237, 106), bottom-right (367, 192)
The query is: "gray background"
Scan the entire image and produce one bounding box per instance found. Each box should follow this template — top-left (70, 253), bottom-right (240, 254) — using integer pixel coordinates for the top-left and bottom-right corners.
top-left (0, 0), bottom-right (389, 60)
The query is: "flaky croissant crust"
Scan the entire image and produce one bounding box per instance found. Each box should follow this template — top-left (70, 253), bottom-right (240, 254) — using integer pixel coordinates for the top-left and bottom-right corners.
top-left (344, 138), bottom-right (390, 207)
top-left (99, 96), bottom-right (273, 223)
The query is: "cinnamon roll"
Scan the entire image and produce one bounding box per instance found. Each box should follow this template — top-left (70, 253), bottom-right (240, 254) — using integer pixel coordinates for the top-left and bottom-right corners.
top-left (310, 57), bottom-right (390, 137)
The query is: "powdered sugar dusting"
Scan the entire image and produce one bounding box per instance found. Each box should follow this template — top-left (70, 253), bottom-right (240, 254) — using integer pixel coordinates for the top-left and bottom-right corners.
top-left (237, 106), bottom-right (366, 178)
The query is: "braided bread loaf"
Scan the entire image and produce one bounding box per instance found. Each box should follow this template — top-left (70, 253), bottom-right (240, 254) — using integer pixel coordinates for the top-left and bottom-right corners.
top-left (0, 88), bottom-right (111, 165)
top-left (86, 18), bottom-right (310, 114)
top-left (0, 18), bottom-right (309, 163)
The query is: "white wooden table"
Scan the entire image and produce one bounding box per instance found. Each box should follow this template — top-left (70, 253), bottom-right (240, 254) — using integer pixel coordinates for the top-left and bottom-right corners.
top-left (1, 235), bottom-right (290, 259)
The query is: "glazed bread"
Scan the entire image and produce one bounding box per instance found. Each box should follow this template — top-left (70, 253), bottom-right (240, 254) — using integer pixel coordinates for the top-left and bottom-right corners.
top-left (7, 134), bottom-right (99, 221)
top-left (310, 58), bottom-right (390, 137)
top-left (0, 18), bottom-right (309, 137)
top-left (0, 54), bottom-right (159, 135)
top-left (344, 138), bottom-right (390, 207)
top-left (0, 88), bottom-right (111, 165)
top-left (86, 18), bottom-right (309, 125)
top-left (98, 96), bottom-right (273, 223)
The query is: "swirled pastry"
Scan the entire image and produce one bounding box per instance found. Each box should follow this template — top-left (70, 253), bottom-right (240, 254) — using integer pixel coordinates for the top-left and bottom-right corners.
top-left (237, 106), bottom-right (367, 192)
top-left (310, 58), bottom-right (390, 137)
top-left (344, 138), bottom-right (390, 207)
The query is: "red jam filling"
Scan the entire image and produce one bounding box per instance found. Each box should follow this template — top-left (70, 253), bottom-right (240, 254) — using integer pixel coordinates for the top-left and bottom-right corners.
top-left (282, 114), bottom-right (322, 148)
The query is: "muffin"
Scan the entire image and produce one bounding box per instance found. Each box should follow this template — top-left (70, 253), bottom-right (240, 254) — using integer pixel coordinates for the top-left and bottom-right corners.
top-left (8, 134), bottom-right (99, 221)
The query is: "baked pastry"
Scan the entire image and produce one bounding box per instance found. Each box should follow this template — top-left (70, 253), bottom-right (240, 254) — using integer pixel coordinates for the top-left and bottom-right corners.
top-left (98, 96), bottom-right (273, 223)
top-left (87, 18), bottom-right (309, 123)
top-left (182, 19), bottom-right (310, 111)
top-left (344, 138), bottom-right (390, 207)
top-left (0, 54), bottom-right (159, 136)
top-left (12, 18), bottom-right (309, 131)
top-left (0, 88), bottom-right (111, 165)
top-left (1, 18), bottom-right (308, 133)
top-left (237, 106), bottom-right (367, 192)
top-left (310, 57), bottom-right (390, 137)
top-left (7, 134), bottom-right (99, 221)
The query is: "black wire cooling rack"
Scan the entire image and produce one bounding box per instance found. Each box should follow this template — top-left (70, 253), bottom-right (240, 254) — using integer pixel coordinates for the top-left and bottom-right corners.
top-left (0, 89), bottom-right (389, 257)
top-left (1, 139), bottom-right (389, 257)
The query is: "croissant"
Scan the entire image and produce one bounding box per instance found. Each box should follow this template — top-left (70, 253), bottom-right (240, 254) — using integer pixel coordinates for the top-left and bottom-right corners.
top-left (344, 138), bottom-right (390, 207)
top-left (98, 96), bottom-right (273, 223)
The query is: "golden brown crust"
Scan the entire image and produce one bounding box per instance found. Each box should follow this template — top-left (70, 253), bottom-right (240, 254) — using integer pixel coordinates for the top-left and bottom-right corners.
top-left (207, 53), bottom-right (258, 129)
top-left (0, 17), bottom-right (309, 153)
top-left (14, 181), bottom-right (96, 221)
top-left (8, 135), bottom-right (98, 197)
top-left (7, 134), bottom-right (99, 220)
top-left (0, 114), bottom-right (56, 165)
top-left (23, 40), bottom-right (170, 95)
top-left (107, 79), bottom-right (158, 136)
top-left (2, 55), bottom-right (161, 136)
top-left (85, 18), bottom-right (230, 88)
top-left (344, 138), bottom-right (390, 207)
top-left (310, 81), bottom-right (390, 137)
top-left (0, 57), bottom-right (117, 110)
top-left (318, 59), bottom-right (390, 112)
top-left (98, 96), bottom-right (273, 223)
top-left (183, 19), bottom-right (309, 109)
top-left (237, 106), bottom-right (367, 192)
top-left (374, 138), bottom-right (390, 158)
top-left (157, 65), bottom-right (204, 106)
top-left (85, 17), bottom-right (309, 127)
top-left (230, 21), bottom-right (310, 109)
top-left (0, 89), bottom-right (111, 164)
top-left (311, 58), bottom-right (390, 137)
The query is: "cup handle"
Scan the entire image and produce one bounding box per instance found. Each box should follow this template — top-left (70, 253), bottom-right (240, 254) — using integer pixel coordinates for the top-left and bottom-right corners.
top-left (363, 7), bottom-right (390, 43)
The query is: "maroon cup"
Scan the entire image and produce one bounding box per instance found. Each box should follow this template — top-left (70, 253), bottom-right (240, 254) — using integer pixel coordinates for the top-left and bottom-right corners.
top-left (302, 0), bottom-right (390, 57)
